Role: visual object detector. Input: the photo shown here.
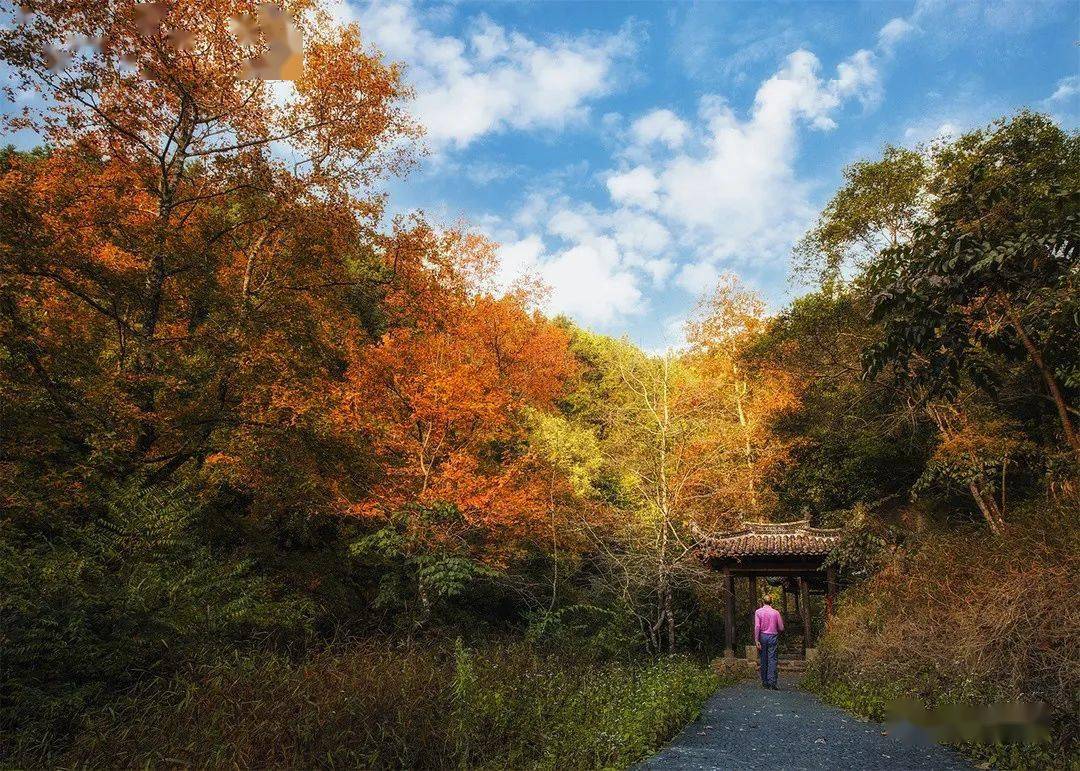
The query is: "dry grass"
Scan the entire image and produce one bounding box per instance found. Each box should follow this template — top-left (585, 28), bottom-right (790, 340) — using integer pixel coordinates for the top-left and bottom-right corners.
top-left (808, 496), bottom-right (1080, 767)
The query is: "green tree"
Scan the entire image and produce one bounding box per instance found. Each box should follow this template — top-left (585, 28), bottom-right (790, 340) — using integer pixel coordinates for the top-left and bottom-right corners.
top-left (795, 146), bottom-right (928, 289)
top-left (751, 291), bottom-right (933, 524)
top-left (558, 330), bottom-right (719, 653)
top-left (865, 112), bottom-right (1080, 460)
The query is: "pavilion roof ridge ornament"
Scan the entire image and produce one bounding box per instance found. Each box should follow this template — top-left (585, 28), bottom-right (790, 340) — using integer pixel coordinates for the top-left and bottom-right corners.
top-left (737, 519), bottom-right (844, 536)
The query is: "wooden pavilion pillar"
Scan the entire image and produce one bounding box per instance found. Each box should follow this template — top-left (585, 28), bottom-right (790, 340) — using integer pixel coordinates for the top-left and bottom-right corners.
top-left (798, 576), bottom-right (811, 649)
top-left (826, 566), bottom-right (838, 618)
top-left (723, 567), bottom-right (735, 657)
top-left (747, 575), bottom-right (758, 659)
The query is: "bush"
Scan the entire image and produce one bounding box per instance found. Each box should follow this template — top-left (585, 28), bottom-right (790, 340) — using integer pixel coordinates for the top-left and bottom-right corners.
top-left (806, 496), bottom-right (1080, 769)
top-left (0, 483), bottom-right (316, 759)
top-left (18, 641), bottom-right (719, 769)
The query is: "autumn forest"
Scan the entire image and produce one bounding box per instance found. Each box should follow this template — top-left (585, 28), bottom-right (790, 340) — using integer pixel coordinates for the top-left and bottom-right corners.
top-left (1, 2), bottom-right (1077, 769)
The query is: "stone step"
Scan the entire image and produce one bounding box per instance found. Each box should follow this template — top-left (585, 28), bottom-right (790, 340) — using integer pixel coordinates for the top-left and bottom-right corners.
top-left (712, 647), bottom-right (815, 676)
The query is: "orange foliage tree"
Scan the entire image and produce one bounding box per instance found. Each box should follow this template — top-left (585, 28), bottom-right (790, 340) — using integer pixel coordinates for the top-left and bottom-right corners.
top-left (0, 0), bottom-right (418, 522)
top-left (336, 230), bottom-right (576, 563)
top-left (1, 2), bottom-right (573, 546)
top-left (1, 0), bottom-right (582, 580)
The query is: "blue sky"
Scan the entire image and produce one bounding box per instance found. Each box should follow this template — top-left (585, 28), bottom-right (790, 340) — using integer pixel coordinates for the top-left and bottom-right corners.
top-left (333, 0), bottom-right (1078, 350)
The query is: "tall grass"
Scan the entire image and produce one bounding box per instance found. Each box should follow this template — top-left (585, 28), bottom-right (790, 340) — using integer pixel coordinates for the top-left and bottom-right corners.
top-left (14, 641), bottom-right (719, 769)
top-left (805, 499), bottom-right (1079, 769)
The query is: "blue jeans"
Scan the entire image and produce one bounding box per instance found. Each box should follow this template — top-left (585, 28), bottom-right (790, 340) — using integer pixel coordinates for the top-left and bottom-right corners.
top-left (759, 632), bottom-right (778, 686)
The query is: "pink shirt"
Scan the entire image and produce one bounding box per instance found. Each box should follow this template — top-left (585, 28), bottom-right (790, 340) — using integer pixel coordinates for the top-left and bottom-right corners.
top-left (754, 605), bottom-right (784, 642)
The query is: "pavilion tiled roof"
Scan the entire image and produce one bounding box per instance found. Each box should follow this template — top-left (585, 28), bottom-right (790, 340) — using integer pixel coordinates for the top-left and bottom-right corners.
top-left (696, 519), bottom-right (843, 559)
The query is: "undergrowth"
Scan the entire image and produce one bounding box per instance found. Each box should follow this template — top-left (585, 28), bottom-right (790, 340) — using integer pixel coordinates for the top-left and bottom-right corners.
top-left (9, 641), bottom-right (723, 769)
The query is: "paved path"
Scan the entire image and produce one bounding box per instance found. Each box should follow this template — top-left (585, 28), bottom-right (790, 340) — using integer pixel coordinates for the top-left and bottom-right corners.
top-left (638, 676), bottom-right (974, 771)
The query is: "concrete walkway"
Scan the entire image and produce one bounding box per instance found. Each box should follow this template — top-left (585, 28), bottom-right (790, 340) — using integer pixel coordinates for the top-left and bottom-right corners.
top-left (638, 676), bottom-right (974, 771)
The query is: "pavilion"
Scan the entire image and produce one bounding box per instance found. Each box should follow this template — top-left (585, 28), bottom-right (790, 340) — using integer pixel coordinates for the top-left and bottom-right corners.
top-left (696, 520), bottom-right (843, 658)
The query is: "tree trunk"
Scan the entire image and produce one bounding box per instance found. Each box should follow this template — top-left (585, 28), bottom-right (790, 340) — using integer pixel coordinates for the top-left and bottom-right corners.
top-left (133, 98), bottom-right (197, 458)
top-left (548, 469), bottom-right (559, 612)
top-left (1006, 304), bottom-right (1079, 458)
top-left (798, 577), bottom-right (811, 650)
top-left (664, 585), bottom-right (675, 653)
top-left (968, 480), bottom-right (1005, 536)
top-left (926, 404), bottom-right (1008, 535)
top-left (733, 374), bottom-right (757, 509)
top-left (826, 567), bottom-right (837, 618)
top-left (659, 355), bottom-right (676, 653)
top-left (723, 568), bottom-right (735, 657)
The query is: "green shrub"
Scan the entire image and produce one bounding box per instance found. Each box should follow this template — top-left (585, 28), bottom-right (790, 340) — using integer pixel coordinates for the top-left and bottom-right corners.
top-left (0, 483), bottom-right (316, 759)
top-left (453, 644), bottom-right (721, 769)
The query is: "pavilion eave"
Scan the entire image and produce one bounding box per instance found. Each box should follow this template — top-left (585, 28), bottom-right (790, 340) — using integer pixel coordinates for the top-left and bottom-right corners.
top-left (694, 519), bottom-right (843, 563)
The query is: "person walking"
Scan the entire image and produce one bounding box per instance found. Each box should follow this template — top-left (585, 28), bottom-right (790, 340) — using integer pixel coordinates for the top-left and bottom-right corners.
top-left (755, 593), bottom-right (784, 689)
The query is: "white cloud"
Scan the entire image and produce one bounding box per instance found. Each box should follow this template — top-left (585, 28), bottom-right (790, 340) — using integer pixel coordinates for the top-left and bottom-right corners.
top-left (606, 165), bottom-right (660, 209)
top-left (470, 17), bottom-right (511, 62)
top-left (1041, 74), bottom-right (1079, 125)
top-left (875, 0), bottom-right (1068, 56)
top-left (489, 45), bottom-right (883, 329)
top-left (355, 0), bottom-right (635, 149)
top-left (871, 0), bottom-right (1065, 60)
top-left (610, 209), bottom-right (671, 255)
top-left (835, 50), bottom-right (882, 107)
top-left (635, 48), bottom-right (879, 265)
top-left (903, 119), bottom-right (961, 144)
top-left (484, 193), bottom-right (657, 326)
top-left (749, 49), bottom-right (876, 132)
top-left (543, 238), bottom-right (643, 324)
top-left (495, 233), bottom-right (644, 325)
top-left (1048, 75), bottom-right (1079, 103)
top-left (548, 206), bottom-right (599, 242)
top-left (675, 261), bottom-right (722, 294)
top-left (643, 257), bottom-right (676, 285)
top-left (463, 160), bottom-right (521, 185)
top-left (493, 234), bottom-right (544, 287)
top-left (877, 17), bottom-right (916, 53)
top-left (629, 109), bottom-right (691, 149)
